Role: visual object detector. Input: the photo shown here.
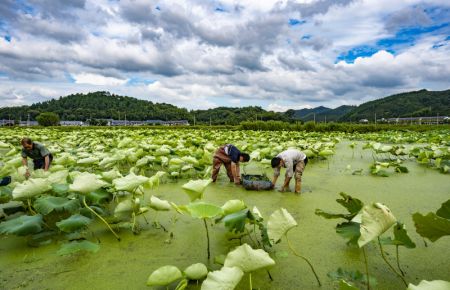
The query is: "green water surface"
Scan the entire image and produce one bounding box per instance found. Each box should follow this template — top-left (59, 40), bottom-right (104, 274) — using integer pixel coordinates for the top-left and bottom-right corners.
top-left (1, 141), bottom-right (449, 290)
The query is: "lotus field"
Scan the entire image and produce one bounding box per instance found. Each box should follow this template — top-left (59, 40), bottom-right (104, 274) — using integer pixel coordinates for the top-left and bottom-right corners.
top-left (0, 127), bottom-right (449, 290)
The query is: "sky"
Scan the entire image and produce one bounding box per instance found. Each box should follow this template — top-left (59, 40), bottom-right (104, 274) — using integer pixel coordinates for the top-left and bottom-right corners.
top-left (0, 0), bottom-right (449, 111)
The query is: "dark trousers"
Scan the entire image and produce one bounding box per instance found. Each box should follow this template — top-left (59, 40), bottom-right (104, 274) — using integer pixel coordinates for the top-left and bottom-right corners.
top-left (0, 176), bottom-right (11, 186)
top-left (33, 154), bottom-right (53, 170)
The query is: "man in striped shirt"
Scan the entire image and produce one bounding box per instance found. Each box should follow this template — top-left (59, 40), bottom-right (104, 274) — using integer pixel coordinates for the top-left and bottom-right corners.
top-left (212, 144), bottom-right (250, 185)
top-left (271, 149), bottom-right (308, 194)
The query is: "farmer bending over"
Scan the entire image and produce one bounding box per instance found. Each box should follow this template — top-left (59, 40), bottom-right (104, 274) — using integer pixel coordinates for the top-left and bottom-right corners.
top-left (212, 144), bottom-right (250, 185)
top-left (271, 149), bottom-right (308, 194)
top-left (21, 137), bottom-right (53, 178)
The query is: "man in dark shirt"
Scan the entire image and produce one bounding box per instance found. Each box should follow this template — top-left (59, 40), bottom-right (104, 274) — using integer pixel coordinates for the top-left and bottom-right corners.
top-left (21, 137), bottom-right (53, 178)
top-left (212, 144), bottom-right (250, 184)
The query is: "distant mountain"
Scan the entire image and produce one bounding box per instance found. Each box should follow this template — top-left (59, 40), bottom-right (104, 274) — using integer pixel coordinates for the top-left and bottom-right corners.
top-left (340, 89), bottom-right (450, 121)
top-left (0, 91), bottom-right (288, 125)
top-left (288, 105), bottom-right (355, 122)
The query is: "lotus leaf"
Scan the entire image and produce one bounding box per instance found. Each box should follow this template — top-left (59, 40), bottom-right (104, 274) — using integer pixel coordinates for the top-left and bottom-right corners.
top-left (184, 263), bottom-right (208, 280)
top-left (224, 243), bottom-right (275, 272)
top-left (87, 189), bottom-right (111, 204)
top-left (223, 209), bottom-right (253, 233)
top-left (12, 178), bottom-right (52, 199)
top-left (101, 168), bottom-right (122, 182)
top-left (186, 202), bottom-right (223, 219)
top-left (407, 280), bottom-right (450, 290)
top-left (149, 195), bottom-right (171, 211)
top-left (413, 212), bottom-right (450, 242)
top-left (267, 208), bottom-right (297, 244)
top-left (113, 172), bottom-right (149, 192)
top-left (201, 266), bottom-right (244, 290)
top-left (221, 200), bottom-right (246, 215)
top-left (69, 172), bottom-right (107, 194)
top-left (147, 265), bottom-right (182, 286)
top-left (56, 214), bottom-right (91, 232)
top-left (0, 214), bottom-right (43, 236)
top-left (34, 196), bottom-right (80, 215)
top-left (336, 222), bottom-right (361, 246)
top-left (182, 179), bottom-right (212, 201)
top-left (114, 199), bottom-right (138, 219)
top-left (57, 240), bottom-right (100, 255)
top-left (358, 203), bottom-right (397, 247)
top-left (381, 222), bottom-right (416, 248)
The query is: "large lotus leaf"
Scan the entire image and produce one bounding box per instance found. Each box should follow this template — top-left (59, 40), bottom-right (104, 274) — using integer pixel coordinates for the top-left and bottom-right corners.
top-left (407, 280), bottom-right (450, 290)
top-left (221, 200), bottom-right (246, 215)
top-left (184, 263), bottom-right (208, 280)
top-left (336, 222), bottom-right (361, 246)
top-left (412, 212), bottom-right (450, 242)
top-left (51, 183), bottom-right (70, 196)
top-left (201, 266), bottom-right (244, 290)
top-left (77, 157), bottom-right (99, 165)
top-left (319, 149), bottom-right (334, 157)
top-left (0, 186), bottom-right (13, 203)
top-left (136, 156), bottom-right (150, 167)
top-left (381, 222), bottom-right (416, 248)
top-left (149, 195), bottom-right (171, 211)
top-left (12, 178), bottom-right (52, 200)
top-left (101, 168), bottom-right (122, 182)
top-left (34, 196), bottom-right (80, 215)
top-left (57, 240), bottom-right (100, 256)
top-left (113, 172), bottom-right (149, 192)
top-left (87, 189), bottom-right (111, 204)
top-left (436, 199), bottom-right (450, 219)
top-left (224, 243), bottom-right (275, 272)
top-left (358, 203), bottom-right (397, 247)
top-left (147, 265), bottom-right (183, 286)
top-left (182, 179), bottom-right (212, 201)
top-left (56, 214), bottom-right (92, 232)
top-left (267, 208), bottom-right (297, 244)
top-left (0, 214), bottom-right (43, 236)
top-left (0, 141), bottom-right (11, 148)
top-left (69, 172), bottom-right (107, 194)
top-left (186, 202), bottom-right (223, 219)
top-left (223, 209), bottom-right (253, 233)
top-left (114, 199), bottom-right (138, 219)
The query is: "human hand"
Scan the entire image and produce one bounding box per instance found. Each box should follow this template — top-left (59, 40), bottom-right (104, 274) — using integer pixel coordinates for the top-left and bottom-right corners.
top-left (25, 169), bottom-right (30, 179)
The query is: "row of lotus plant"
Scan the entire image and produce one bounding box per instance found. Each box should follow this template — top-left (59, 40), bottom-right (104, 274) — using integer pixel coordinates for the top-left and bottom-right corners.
top-left (0, 128), bottom-right (339, 181)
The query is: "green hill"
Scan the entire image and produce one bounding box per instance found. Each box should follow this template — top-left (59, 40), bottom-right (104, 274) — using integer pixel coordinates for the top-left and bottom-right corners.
top-left (0, 91), bottom-right (287, 125)
top-left (288, 105), bottom-right (355, 122)
top-left (340, 89), bottom-right (450, 121)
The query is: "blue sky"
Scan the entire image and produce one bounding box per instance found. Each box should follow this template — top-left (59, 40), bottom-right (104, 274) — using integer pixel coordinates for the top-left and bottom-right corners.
top-left (0, 0), bottom-right (449, 111)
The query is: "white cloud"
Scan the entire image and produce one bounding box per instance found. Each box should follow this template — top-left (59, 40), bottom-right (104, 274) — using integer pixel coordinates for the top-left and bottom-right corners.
top-left (72, 73), bottom-right (128, 86)
top-left (267, 103), bottom-right (313, 112)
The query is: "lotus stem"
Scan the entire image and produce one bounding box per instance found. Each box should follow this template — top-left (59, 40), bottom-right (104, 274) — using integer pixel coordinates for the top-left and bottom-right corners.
top-left (396, 245), bottom-right (405, 276)
top-left (27, 198), bottom-right (37, 215)
top-left (285, 233), bottom-right (321, 286)
top-left (249, 272), bottom-right (252, 290)
top-left (362, 246), bottom-right (370, 290)
top-left (82, 196), bottom-right (120, 241)
top-left (131, 212), bottom-right (136, 233)
top-left (203, 219), bottom-right (211, 260)
top-left (266, 270), bottom-right (273, 281)
top-left (377, 237), bottom-right (407, 286)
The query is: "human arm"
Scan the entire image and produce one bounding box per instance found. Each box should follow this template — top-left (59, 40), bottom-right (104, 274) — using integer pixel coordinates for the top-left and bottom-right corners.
top-left (22, 157), bottom-right (30, 178)
top-left (43, 155), bottom-right (50, 171)
top-left (280, 176), bottom-right (292, 192)
top-left (231, 162), bottom-right (241, 184)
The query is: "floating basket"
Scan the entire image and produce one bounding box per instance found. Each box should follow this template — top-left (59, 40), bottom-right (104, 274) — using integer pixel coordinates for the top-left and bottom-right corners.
top-left (241, 174), bottom-right (273, 191)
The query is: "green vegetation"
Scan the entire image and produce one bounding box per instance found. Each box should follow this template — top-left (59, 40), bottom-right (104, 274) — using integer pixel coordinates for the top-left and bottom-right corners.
top-left (36, 112), bottom-right (60, 126)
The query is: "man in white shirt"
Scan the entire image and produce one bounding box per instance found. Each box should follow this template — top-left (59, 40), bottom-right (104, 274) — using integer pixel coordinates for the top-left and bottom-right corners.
top-left (271, 149), bottom-right (308, 194)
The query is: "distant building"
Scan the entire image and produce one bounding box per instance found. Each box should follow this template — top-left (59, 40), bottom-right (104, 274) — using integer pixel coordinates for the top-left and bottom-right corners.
top-left (359, 119), bottom-right (369, 124)
top-left (164, 120), bottom-right (190, 126)
top-left (385, 116), bottom-right (449, 125)
top-left (0, 119), bottom-right (15, 126)
top-left (60, 121), bottom-right (85, 126)
top-left (18, 121), bottom-right (38, 126)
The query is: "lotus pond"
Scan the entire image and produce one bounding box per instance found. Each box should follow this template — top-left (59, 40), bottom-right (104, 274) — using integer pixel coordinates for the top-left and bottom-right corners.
top-left (0, 128), bottom-right (449, 290)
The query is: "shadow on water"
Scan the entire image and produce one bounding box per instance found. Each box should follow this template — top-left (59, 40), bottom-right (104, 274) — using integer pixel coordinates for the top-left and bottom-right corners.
top-left (0, 141), bottom-right (449, 290)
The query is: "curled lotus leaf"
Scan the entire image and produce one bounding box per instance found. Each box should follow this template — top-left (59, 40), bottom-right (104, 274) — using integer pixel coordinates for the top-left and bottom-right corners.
top-left (186, 201), bottom-right (223, 219)
top-left (407, 280), bottom-right (450, 290)
top-left (224, 243), bottom-right (275, 273)
top-left (113, 172), bottom-right (149, 192)
top-left (184, 263), bottom-right (208, 280)
top-left (147, 265), bottom-right (183, 286)
top-left (201, 266), bottom-right (244, 290)
top-left (56, 214), bottom-right (92, 232)
top-left (12, 178), bottom-right (52, 200)
top-left (358, 203), bottom-right (396, 247)
top-left (221, 200), bottom-right (246, 215)
top-left (182, 179), bottom-right (212, 201)
top-left (267, 208), bottom-right (298, 244)
top-left (149, 195), bottom-right (171, 211)
top-left (69, 172), bottom-right (107, 194)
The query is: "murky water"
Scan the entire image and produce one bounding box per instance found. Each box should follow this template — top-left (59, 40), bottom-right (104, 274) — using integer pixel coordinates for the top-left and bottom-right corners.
top-left (1, 141), bottom-right (449, 290)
